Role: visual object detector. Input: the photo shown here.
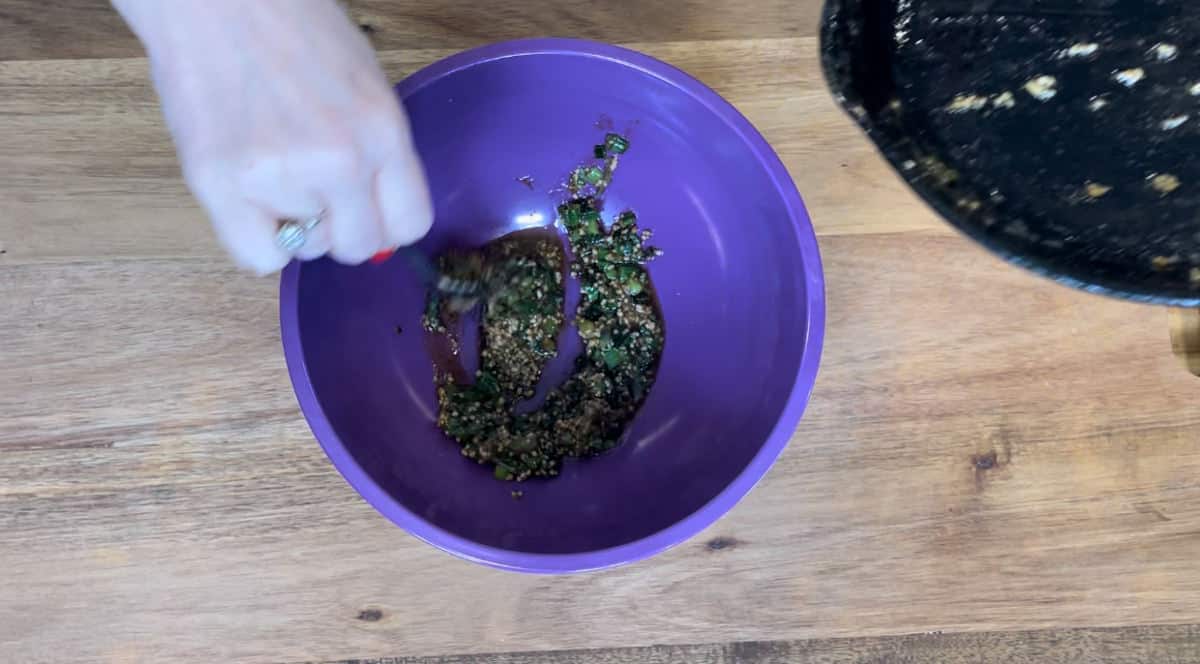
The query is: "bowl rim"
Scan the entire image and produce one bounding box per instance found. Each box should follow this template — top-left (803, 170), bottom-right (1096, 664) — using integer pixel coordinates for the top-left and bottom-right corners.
top-left (279, 37), bottom-right (826, 573)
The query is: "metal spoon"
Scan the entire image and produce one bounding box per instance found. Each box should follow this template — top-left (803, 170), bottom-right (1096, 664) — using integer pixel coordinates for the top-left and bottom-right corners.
top-left (371, 248), bottom-right (482, 297)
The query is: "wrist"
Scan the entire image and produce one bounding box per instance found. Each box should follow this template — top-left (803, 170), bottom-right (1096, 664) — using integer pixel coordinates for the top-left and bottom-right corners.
top-left (111, 0), bottom-right (240, 62)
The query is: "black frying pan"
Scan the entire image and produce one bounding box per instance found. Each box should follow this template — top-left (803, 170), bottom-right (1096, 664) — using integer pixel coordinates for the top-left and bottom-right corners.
top-left (821, 0), bottom-right (1200, 305)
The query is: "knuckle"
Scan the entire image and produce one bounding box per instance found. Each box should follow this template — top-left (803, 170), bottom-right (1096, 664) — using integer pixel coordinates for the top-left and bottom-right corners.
top-left (231, 153), bottom-right (286, 193)
top-left (219, 234), bottom-right (287, 275)
top-left (365, 114), bottom-right (403, 149)
top-left (226, 139), bottom-right (370, 193)
top-left (333, 225), bottom-right (384, 265)
top-left (306, 141), bottom-right (366, 179)
top-left (357, 106), bottom-right (408, 156)
top-left (181, 153), bottom-right (229, 197)
top-left (253, 254), bottom-right (290, 276)
top-left (332, 244), bottom-right (376, 265)
top-left (388, 213), bottom-right (432, 247)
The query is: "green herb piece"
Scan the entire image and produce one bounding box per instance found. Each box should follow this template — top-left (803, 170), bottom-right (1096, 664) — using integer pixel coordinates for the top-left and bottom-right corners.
top-left (602, 348), bottom-right (626, 369)
top-left (605, 133), bottom-right (630, 155)
top-left (560, 202), bottom-right (581, 229)
top-left (580, 211), bottom-right (601, 236)
top-left (475, 371), bottom-right (500, 396)
top-left (583, 166), bottom-right (605, 185)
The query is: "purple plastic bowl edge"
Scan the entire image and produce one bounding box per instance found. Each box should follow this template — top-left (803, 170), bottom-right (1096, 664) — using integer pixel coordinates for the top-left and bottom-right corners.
top-left (279, 38), bottom-right (826, 573)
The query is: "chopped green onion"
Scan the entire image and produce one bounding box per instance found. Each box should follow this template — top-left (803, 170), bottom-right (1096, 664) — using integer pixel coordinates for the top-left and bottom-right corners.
top-left (605, 133), bottom-right (630, 155)
top-left (560, 203), bottom-right (581, 228)
top-left (602, 348), bottom-right (626, 369)
top-left (583, 166), bottom-right (605, 185)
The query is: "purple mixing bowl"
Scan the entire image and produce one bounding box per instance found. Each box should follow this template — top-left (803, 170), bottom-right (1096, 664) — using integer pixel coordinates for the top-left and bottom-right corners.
top-left (279, 39), bottom-right (825, 573)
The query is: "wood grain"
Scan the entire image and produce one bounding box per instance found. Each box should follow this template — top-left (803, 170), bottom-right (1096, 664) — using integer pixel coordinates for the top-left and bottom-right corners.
top-left (1169, 308), bottom-right (1200, 376)
top-left (3, 0), bottom-right (1200, 663)
top-left (306, 625), bottom-right (1200, 663)
top-left (0, 0), bottom-right (810, 61)
top-left (4, 235), bottom-right (1200, 662)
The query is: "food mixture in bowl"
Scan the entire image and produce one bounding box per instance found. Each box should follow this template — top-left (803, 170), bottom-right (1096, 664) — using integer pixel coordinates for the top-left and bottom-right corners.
top-left (422, 134), bottom-right (665, 481)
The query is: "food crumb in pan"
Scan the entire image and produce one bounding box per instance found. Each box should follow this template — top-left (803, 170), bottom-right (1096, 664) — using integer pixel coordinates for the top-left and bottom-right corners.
top-left (919, 156), bottom-right (959, 187)
top-left (1060, 42), bottom-right (1099, 58)
top-left (1084, 182), bottom-right (1112, 199)
top-left (1150, 43), bottom-right (1179, 62)
top-left (1190, 82), bottom-right (1200, 97)
top-left (1023, 76), bottom-right (1057, 101)
top-left (1151, 255), bottom-right (1180, 271)
top-left (1148, 173), bottom-right (1181, 194)
top-left (992, 91), bottom-right (1016, 109)
top-left (1190, 267), bottom-right (1200, 287)
top-left (1088, 96), bottom-right (1109, 111)
top-left (1004, 220), bottom-right (1033, 240)
top-left (1161, 115), bottom-right (1190, 131)
top-left (946, 94), bottom-right (988, 113)
top-left (1114, 68), bottom-right (1146, 87)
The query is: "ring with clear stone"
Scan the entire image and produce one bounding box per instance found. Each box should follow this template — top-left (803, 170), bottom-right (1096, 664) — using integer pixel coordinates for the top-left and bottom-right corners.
top-left (275, 211), bottom-right (325, 253)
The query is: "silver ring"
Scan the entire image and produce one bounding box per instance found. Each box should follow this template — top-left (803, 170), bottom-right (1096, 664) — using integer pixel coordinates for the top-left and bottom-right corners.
top-left (275, 211), bottom-right (325, 253)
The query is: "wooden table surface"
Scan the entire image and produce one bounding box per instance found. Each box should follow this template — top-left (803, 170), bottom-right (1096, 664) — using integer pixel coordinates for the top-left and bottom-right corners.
top-left (3, 1), bottom-right (1200, 662)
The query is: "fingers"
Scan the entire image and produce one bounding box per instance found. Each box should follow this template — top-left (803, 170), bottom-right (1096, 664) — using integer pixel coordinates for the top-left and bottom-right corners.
top-left (239, 168), bottom-right (332, 261)
top-left (294, 214), bottom-right (333, 261)
top-left (376, 147), bottom-right (434, 248)
top-left (191, 136), bottom-right (431, 270)
top-left (203, 195), bottom-right (292, 275)
top-left (239, 142), bottom-right (426, 265)
top-left (326, 179), bottom-right (385, 264)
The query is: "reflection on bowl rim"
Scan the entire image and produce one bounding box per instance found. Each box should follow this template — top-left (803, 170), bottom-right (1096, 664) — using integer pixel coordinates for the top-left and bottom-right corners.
top-left (279, 38), bottom-right (826, 573)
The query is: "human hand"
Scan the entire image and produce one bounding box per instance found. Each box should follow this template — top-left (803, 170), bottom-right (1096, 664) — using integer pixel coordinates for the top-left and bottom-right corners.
top-left (113, 0), bottom-right (433, 273)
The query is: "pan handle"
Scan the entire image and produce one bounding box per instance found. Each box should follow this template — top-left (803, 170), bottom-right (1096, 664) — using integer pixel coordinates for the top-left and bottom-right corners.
top-left (1169, 308), bottom-right (1200, 376)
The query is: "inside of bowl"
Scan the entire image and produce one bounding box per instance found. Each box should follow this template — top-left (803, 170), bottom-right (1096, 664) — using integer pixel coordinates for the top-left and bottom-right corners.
top-left (292, 50), bottom-right (813, 555)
